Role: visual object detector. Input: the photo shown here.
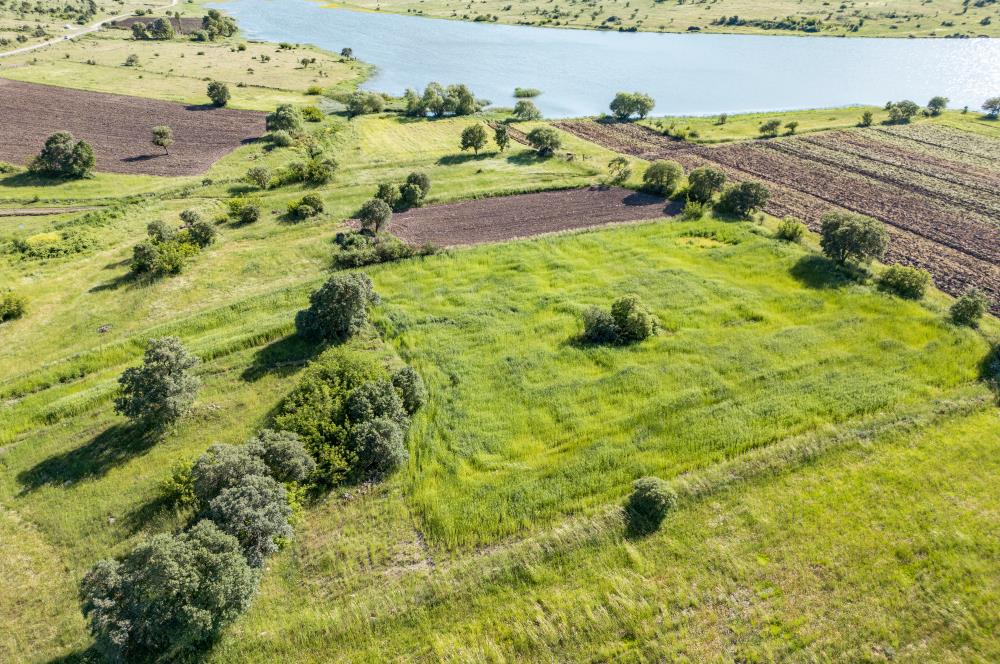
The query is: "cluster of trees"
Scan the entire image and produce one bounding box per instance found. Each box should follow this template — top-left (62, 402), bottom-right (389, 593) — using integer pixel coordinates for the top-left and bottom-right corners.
top-left (199, 9), bottom-right (238, 40)
top-left (885, 99), bottom-right (921, 124)
top-left (609, 91), bottom-right (655, 121)
top-left (758, 118), bottom-right (798, 137)
top-left (287, 192), bottom-right (325, 220)
top-left (131, 210), bottom-right (216, 276)
top-left (345, 91), bottom-right (386, 118)
top-left (29, 132), bottom-right (95, 179)
top-left (131, 17), bottom-right (174, 40)
top-left (402, 82), bottom-right (484, 117)
top-left (458, 123), bottom-right (518, 155)
top-left (357, 171), bottom-right (432, 234)
top-left (636, 159), bottom-right (769, 219)
top-left (331, 230), bottom-right (436, 269)
top-left (0, 290), bottom-right (26, 323)
top-left (582, 295), bottom-right (658, 345)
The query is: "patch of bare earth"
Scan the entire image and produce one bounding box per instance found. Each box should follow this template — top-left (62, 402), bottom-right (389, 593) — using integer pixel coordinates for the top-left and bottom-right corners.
top-left (0, 79), bottom-right (266, 176)
top-left (390, 186), bottom-right (679, 247)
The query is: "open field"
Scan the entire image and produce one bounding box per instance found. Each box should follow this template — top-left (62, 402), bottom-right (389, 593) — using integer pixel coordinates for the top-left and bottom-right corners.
top-left (389, 186), bottom-right (676, 245)
top-left (556, 118), bottom-right (1000, 309)
top-left (326, 0), bottom-right (1000, 37)
top-left (0, 79), bottom-right (266, 175)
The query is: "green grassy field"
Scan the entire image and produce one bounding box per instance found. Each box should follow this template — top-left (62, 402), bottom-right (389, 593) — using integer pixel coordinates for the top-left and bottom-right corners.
top-left (324, 0), bottom-right (1000, 37)
top-left (0, 0), bottom-right (170, 54)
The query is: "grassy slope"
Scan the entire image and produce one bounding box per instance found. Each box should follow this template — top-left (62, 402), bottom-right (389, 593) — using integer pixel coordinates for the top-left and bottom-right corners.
top-left (324, 0), bottom-right (1000, 37)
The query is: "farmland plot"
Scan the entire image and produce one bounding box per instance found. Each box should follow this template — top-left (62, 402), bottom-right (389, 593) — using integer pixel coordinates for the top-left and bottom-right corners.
top-left (557, 120), bottom-right (1000, 309)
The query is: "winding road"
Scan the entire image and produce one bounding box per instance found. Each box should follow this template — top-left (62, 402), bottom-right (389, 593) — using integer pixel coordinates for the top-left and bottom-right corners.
top-left (0, 0), bottom-right (179, 59)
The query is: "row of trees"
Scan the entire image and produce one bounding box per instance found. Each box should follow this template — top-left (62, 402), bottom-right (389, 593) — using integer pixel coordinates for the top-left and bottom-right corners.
top-left (403, 82), bottom-right (484, 118)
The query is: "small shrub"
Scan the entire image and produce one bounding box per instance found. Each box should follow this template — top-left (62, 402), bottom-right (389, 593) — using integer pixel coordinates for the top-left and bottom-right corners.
top-left (331, 232), bottom-right (435, 269)
top-left (227, 197), bottom-right (262, 224)
top-left (392, 365), bottom-right (427, 415)
top-left (269, 130), bottom-right (294, 147)
top-left (245, 166), bottom-right (272, 190)
top-left (642, 160), bottom-right (683, 196)
top-left (775, 217), bottom-right (806, 242)
top-left (878, 265), bottom-right (931, 299)
top-left (306, 85), bottom-right (324, 95)
top-left (207, 80), bottom-right (230, 107)
top-left (582, 307), bottom-right (618, 344)
top-left (295, 273), bottom-right (380, 343)
top-left (611, 295), bottom-right (657, 343)
top-left (681, 200), bottom-right (705, 220)
top-left (626, 476), bottom-right (677, 531)
top-left (950, 289), bottom-right (989, 327)
top-left (301, 106), bottom-right (324, 122)
top-left (186, 220), bottom-right (217, 248)
top-left (0, 290), bottom-right (27, 323)
top-left (159, 457), bottom-right (197, 509)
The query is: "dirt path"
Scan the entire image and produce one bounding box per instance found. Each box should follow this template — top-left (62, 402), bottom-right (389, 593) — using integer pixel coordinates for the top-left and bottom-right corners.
top-left (0, 206), bottom-right (98, 217)
top-left (390, 187), bottom-right (679, 247)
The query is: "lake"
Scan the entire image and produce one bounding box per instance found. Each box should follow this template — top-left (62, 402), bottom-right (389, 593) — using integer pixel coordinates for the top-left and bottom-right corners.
top-left (215, 0), bottom-right (1000, 118)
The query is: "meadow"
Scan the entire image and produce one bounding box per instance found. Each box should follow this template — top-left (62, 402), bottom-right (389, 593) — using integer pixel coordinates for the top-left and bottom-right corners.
top-left (2, 10), bottom-right (999, 662)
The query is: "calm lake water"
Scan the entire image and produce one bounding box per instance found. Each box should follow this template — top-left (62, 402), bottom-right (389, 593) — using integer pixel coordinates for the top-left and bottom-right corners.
top-left (216, 0), bottom-right (1000, 118)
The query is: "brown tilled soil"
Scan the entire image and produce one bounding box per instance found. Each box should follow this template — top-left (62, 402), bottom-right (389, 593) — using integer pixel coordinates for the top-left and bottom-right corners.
top-left (108, 16), bottom-right (205, 35)
top-left (0, 79), bottom-right (266, 176)
top-left (390, 187), bottom-right (679, 246)
top-left (556, 119), bottom-right (1000, 311)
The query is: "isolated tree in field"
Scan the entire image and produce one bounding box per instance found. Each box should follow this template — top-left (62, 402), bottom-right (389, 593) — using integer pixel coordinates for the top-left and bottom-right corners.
top-left (717, 181), bottom-right (771, 218)
top-left (784, 121), bottom-right (799, 135)
top-left (611, 295), bottom-right (657, 343)
top-left (114, 337), bottom-right (200, 428)
top-left (124, 53), bottom-right (139, 67)
top-left (340, 47), bottom-right (353, 59)
top-left (358, 198), bottom-right (393, 233)
top-left (29, 132), bottom-right (95, 179)
top-left (80, 520), bottom-right (257, 663)
top-left (819, 211), bottom-right (889, 265)
top-left (295, 272), bottom-right (380, 342)
top-left (148, 17), bottom-right (174, 39)
top-left (494, 124), bottom-right (510, 152)
top-left (151, 125), bottom-right (173, 155)
top-left (513, 99), bottom-right (542, 121)
top-left (927, 96), bottom-right (949, 116)
top-left (526, 127), bottom-right (561, 156)
top-left (859, 110), bottom-right (874, 127)
top-left (265, 104), bottom-right (303, 132)
top-left (983, 96), bottom-right (1000, 119)
top-left (609, 91), bottom-right (655, 120)
top-left (887, 99), bottom-right (920, 124)
top-left (686, 166), bottom-right (726, 203)
top-left (950, 288), bottom-right (989, 327)
top-left (758, 119), bottom-right (782, 137)
top-left (607, 156), bottom-right (631, 185)
top-left (642, 160), bottom-right (683, 196)
top-left (460, 123), bottom-right (488, 154)
top-left (207, 80), bottom-right (230, 107)
top-left (208, 474), bottom-right (293, 567)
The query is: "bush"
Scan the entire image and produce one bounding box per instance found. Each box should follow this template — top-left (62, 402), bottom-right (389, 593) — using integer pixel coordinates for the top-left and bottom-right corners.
top-left (245, 166), bottom-right (271, 189)
top-left (301, 106), bottom-right (323, 122)
top-left (159, 457), bottom-right (197, 509)
top-left (80, 520), bottom-right (257, 663)
top-left (642, 160), bottom-right (683, 196)
top-left (950, 289), bottom-right (989, 327)
top-left (686, 166), bottom-right (726, 203)
top-left (819, 212), bottom-right (889, 265)
top-left (351, 417), bottom-right (407, 477)
top-left (775, 217), bottom-right (806, 242)
top-left (395, 183), bottom-right (422, 210)
top-left (346, 379), bottom-right (408, 428)
top-left (269, 130), bottom-right (294, 147)
top-left (227, 197), bottom-right (262, 224)
top-left (607, 156), bottom-right (631, 185)
top-left (304, 155), bottom-right (337, 184)
top-left (375, 181), bottom-right (401, 208)
top-left (513, 87), bottom-right (541, 98)
top-left (266, 104), bottom-right (303, 132)
top-left (192, 444), bottom-right (268, 504)
top-left (611, 295), bottom-right (657, 343)
top-left (717, 181), bottom-right (771, 218)
top-left (358, 198), bottom-right (393, 233)
top-left (114, 337), bottom-right (200, 428)
top-left (295, 272), bottom-right (380, 343)
top-left (208, 474), bottom-right (292, 567)
top-left (306, 85), bottom-right (324, 95)
top-left (512, 99), bottom-right (542, 121)
top-left (288, 193), bottom-right (324, 220)
top-left (245, 429), bottom-right (316, 484)
top-left (878, 265), bottom-right (931, 299)
top-left (331, 232), bottom-right (435, 269)
top-left (887, 99), bottom-right (920, 124)
top-left (0, 290), bottom-right (27, 323)
top-left (345, 91), bottom-right (385, 117)
top-left (406, 171), bottom-right (431, 198)
top-left (29, 132), bottom-right (95, 179)
top-left (207, 80), bottom-right (230, 107)
top-left (186, 220), bottom-right (217, 248)
top-left (626, 477), bottom-right (677, 530)
top-left (526, 127), bottom-right (561, 156)
top-left (391, 365), bottom-right (427, 415)
top-left (582, 307), bottom-right (619, 344)
top-left (758, 118), bottom-right (782, 137)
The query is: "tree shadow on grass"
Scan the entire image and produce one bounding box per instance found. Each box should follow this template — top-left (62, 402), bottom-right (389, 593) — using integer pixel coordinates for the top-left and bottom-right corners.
top-left (17, 423), bottom-right (159, 494)
top-left (241, 333), bottom-right (322, 382)
top-left (436, 152), bottom-right (496, 166)
top-left (505, 150), bottom-right (548, 166)
top-left (624, 508), bottom-right (663, 540)
top-left (980, 344), bottom-right (1000, 402)
top-left (789, 255), bottom-right (860, 289)
top-left (88, 269), bottom-right (156, 293)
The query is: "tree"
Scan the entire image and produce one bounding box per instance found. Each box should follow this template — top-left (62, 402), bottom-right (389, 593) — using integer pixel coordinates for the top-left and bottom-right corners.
top-left (80, 520), bottom-right (257, 663)
top-left (192, 444), bottom-right (267, 504)
top-left (208, 475), bottom-right (292, 567)
top-left (460, 124), bottom-right (488, 154)
top-left (512, 99), bottom-right (542, 121)
top-left (406, 171), bottom-right (431, 198)
top-left (207, 80), bottom-right (230, 107)
top-left (950, 288), bottom-right (989, 327)
top-left (131, 22), bottom-right (147, 39)
top-left (784, 121), bottom-right (799, 135)
top-left (642, 160), bottom-right (683, 196)
top-left (375, 181), bottom-right (401, 209)
top-left (346, 379), bottom-right (408, 428)
top-left (295, 273), bottom-right (380, 343)
top-left (358, 198), bottom-right (393, 233)
top-left (148, 17), bottom-right (174, 39)
top-left (686, 166), bottom-right (726, 203)
top-left (607, 156), bottom-right (631, 185)
top-left (859, 110), bottom-right (874, 127)
top-left (983, 96), bottom-right (1000, 119)
top-left (351, 417), bottom-right (407, 477)
top-left (758, 118), bottom-right (782, 137)
top-left (391, 365), bottom-right (427, 415)
top-left (0, 290), bottom-right (26, 323)
top-left (186, 220), bottom-right (217, 248)
top-left (609, 91), bottom-right (655, 120)
top-left (114, 337), bottom-right (200, 428)
top-left (717, 181), bottom-right (771, 218)
top-left (29, 132), bottom-right (95, 179)
top-left (526, 127), bottom-right (561, 156)
top-left (887, 99), bottom-right (920, 124)
top-left (265, 104), bottom-right (303, 132)
top-left (819, 211), bottom-right (889, 265)
top-left (927, 96), bottom-right (949, 116)
top-left (202, 9), bottom-right (237, 39)
top-left (494, 124), bottom-right (510, 152)
top-left (340, 47), bottom-right (353, 59)
top-left (245, 429), bottom-right (316, 484)
top-left (345, 91), bottom-right (385, 118)
top-left (151, 125), bottom-right (173, 155)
